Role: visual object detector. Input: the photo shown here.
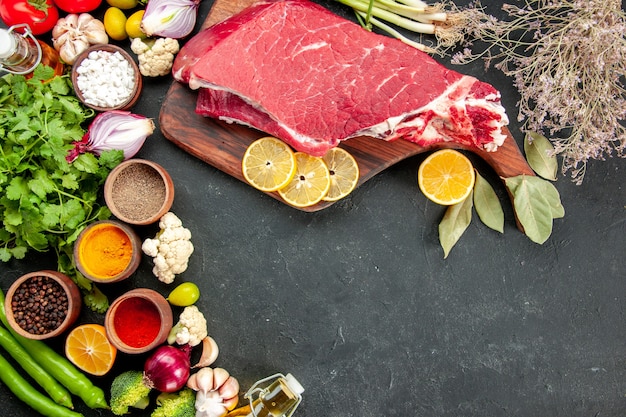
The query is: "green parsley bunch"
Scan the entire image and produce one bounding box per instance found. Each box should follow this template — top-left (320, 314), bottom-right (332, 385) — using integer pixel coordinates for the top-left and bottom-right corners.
top-left (0, 65), bottom-right (124, 312)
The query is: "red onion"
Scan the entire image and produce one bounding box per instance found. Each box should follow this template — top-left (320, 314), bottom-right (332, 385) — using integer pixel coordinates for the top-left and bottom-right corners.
top-left (141, 0), bottom-right (200, 38)
top-left (66, 110), bottom-right (155, 162)
top-left (143, 345), bottom-right (191, 393)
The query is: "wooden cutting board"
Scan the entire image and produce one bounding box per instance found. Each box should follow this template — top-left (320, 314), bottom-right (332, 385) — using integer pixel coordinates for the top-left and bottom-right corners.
top-left (159, 0), bottom-right (535, 212)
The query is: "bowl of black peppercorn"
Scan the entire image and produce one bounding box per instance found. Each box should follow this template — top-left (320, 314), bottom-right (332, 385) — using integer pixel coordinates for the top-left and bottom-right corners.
top-left (4, 270), bottom-right (82, 340)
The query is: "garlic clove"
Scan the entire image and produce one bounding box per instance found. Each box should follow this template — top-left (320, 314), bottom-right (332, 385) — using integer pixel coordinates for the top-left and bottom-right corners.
top-left (186, 372), bottom-right (199, 391)
top-left (83, 18), bottom-right (109, 44)
top-left (59, 47), bottom-right (77, 66)
top-left (66, 13), bottom-right (79, 27)
top-left (195, 366), bottom-right (216, 392)
top-left (77, 12), bottom-right (94, 27)
top-left (53, 31), bottom-right (70, 49)
top-left (60, 39), bottom-right (90, 65)
top-left (223, 394), bottom-right (239, 411)
top-left (52, 20), bottom-right (66, 39)
top-left (85, 29), bottom-right (109, 45)
top-left (218, 376), bottom-right (240, 401)
top-left (193, 336), bottom-right (219, 368)
top-left (212, 368), bottom-right (230, 390)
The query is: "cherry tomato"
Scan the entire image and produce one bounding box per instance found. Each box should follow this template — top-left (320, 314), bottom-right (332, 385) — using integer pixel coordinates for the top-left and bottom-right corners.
top-left (0, 0), bottom-right (60, 35)
top-left (53, 0), bottom-right (103, 14)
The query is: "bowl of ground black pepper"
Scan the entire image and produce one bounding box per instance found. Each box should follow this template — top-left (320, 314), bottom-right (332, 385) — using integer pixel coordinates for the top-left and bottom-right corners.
top-left (104, 159), bottom-right (175, 225)
top-left (104, 288), bottom-right (173, 354)
top-left (4, 270), bottom-right (82, 340)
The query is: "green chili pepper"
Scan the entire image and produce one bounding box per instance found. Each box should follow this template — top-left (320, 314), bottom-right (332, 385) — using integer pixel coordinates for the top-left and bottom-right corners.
top-left (0, 351), bottom-right (84, 417)
top-left (0, 289), bottom-right (108, 410)
top-left (0, 326), bottom-right (74, 409)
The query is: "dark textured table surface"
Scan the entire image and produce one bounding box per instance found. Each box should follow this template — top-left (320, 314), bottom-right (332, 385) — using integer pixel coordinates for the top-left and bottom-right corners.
top-left (1, 1), bottom-right (625, 416)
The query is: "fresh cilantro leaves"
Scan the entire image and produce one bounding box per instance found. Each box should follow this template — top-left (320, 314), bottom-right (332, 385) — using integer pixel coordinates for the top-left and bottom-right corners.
top-left (0, 65), bottom-right (124, 312)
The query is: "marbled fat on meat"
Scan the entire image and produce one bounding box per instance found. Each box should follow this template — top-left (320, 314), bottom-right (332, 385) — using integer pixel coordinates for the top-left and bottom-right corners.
top-left (172, 0), bottom-right (509, 156)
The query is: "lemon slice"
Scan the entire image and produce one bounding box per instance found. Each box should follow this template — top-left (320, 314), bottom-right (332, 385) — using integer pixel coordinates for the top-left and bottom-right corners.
top-left (65, 324), bottom-right (117, 376)
top-left (417, 149), bottom-right (475, 205)
top-left (242, 137), bottom-right (296, 192)
top-left (278, 152), bottom-right (331, 207)
top-left (321, 147), bottom-right (360, 201)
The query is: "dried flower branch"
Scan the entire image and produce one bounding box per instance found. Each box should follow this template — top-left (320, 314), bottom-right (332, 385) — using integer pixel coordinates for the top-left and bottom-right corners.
top-left (452, 0), bottom-right (626, 184)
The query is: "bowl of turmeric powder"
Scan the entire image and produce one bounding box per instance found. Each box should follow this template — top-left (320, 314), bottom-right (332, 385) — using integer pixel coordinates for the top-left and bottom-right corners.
top-left (73, 220), bottom-right (142, 284)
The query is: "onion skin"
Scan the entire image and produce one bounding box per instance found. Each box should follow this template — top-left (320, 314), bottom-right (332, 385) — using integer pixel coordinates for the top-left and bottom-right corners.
top-left (143, 345), bottom-right (191, 393)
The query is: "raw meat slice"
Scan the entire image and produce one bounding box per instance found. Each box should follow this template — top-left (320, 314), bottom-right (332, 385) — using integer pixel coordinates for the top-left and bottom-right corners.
top-left (173, 0), bottom-right (509, 156)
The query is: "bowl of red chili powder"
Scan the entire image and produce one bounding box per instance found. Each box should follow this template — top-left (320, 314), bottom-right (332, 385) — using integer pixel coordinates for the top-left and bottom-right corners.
top-left (4, 270), bottom-right (82, 340)
top-left (74, 220), bottom-right (142, 284)
top-left (105, 288), bottom-right (173, 354)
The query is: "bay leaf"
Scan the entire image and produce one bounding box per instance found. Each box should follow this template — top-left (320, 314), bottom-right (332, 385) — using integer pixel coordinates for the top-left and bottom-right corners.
top-left (439, 192), bottom-right (473, 258)
top-left (524, 132), bottom-right (558, 181)
top-left (473, 170), bottom-right (504, 233)
top-left (507, 175), bottom-right (564, 219)
top-left (535, 178), bottom-right (565, 219)
top-left (504, 175), bottom-right (554, 244)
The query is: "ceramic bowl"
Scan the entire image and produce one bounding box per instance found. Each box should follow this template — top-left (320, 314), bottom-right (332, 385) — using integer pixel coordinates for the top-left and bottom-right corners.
top-left (104, 289), bottom-right (173, 354)
top-left (73, 220), bottom-right (142, 284)
top-left (4, 270), bottom-right (82, 340)
top-left (71, 44), bottom-right (142, 112)
top-left (104, 159), bottom-right (175, 225)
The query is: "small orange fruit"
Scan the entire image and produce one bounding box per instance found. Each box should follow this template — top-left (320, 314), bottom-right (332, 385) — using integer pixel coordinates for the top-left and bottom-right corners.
top-left (65, 324), bottom-right (117, 376)
top-left (417, 149), bottom-right (475, 205)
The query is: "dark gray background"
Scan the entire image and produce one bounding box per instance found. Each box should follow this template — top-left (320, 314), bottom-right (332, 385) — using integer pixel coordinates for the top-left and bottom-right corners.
top-left (1, 1), bottom-right (625, 416)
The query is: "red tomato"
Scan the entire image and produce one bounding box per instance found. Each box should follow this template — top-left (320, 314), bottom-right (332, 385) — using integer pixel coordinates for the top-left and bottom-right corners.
top-left (53, 0), bottom-right (102, 13)
top-left (0, 0), bottom-right (60, 35)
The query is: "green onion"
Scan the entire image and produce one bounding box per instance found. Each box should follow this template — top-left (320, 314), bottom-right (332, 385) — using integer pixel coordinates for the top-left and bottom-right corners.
top-left (334, 0), bottom-right (466, 54)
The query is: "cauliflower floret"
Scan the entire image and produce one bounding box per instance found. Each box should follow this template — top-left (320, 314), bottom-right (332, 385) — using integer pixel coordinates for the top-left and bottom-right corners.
top-left (130, 37), bottom-right (180, 77)
top-left (168, 305), bottom-right (208, 347)
top-left (142, 212), bottom-right (194, 284)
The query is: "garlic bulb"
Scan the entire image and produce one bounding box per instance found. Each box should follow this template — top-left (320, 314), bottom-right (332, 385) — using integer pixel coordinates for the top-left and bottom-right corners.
top-left (187, 367), bottom-right (240, 417)
top-left (52, 13), bottom-right (108, 65)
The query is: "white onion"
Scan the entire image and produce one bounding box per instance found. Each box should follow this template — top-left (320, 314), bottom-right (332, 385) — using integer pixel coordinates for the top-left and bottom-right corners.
top-left (141, 0), bottom-right (200, 39)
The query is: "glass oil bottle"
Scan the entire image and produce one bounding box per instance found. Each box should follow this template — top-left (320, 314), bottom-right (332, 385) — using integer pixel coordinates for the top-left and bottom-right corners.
top-left (0, 24), bottom-right (63, 77)
top-left (226, 373), bottom-right (304, 417)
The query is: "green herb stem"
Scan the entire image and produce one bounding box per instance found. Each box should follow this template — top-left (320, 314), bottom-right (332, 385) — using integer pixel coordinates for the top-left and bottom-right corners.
top-left (355, 11), bottom-right (436, 52)
top-left (336, 0), bottom-right (436, 33)
top-left (335, 0), bottom-right (469, 54)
